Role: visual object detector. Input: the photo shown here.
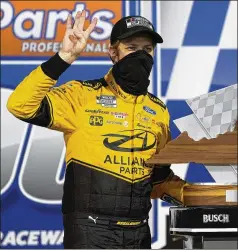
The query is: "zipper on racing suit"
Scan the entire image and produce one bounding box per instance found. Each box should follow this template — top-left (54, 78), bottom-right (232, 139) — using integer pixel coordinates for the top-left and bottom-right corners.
top-left (128, 97), bottom-right (138, 215)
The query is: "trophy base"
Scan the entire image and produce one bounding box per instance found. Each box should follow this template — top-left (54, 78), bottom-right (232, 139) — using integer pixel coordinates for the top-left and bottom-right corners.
top-left (170, 206), bottom-right (238, 249)
top-left (184, 183), bottom-right (238, 206)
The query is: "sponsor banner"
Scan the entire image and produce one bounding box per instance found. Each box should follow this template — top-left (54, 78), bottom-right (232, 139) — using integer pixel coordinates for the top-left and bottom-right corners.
top-left (1, 231), bottom-right (64, 247)
top-left (0, 1), bottom-right (122, 58)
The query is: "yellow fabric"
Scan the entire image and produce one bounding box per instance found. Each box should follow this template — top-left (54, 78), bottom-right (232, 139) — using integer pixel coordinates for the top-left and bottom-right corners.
top-left (151, 173), bottom-right (189, 203)
top-left (7, 65), bottom-right (186, 203)
top-left (7, 66), bottom-right (56, 119)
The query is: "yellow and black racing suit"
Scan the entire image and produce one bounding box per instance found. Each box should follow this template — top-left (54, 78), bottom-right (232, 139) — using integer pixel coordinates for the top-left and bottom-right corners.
top-left (7, 53), bottom-right (188, 249)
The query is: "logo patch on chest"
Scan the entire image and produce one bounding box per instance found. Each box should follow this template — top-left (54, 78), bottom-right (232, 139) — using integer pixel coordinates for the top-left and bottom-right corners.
top-left (97, 95), bottom-right (117, 108)
top-left (143, 106), bottom-right (156, 115)
top-left (89, 116), bottom-right (104, 126)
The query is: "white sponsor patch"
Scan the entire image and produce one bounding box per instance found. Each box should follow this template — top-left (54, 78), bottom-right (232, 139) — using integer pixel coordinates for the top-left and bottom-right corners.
top-left (126, 17), bottom-right (153, 30)
top-left (111, 112), bottom-right (128, 119)
top-left (97, 95), bottom-right (117, 108)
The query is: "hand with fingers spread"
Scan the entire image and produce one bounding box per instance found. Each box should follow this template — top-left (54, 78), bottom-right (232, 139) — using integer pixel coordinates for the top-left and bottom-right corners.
top-left (59, 10), bottom-right (97, 64)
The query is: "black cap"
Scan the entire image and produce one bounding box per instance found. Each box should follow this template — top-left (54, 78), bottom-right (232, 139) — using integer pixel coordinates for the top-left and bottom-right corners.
top-left (110, 16), bottom-right (163, 45)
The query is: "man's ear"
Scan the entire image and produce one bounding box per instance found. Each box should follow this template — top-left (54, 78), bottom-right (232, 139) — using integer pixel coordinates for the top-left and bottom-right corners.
top-left (108, 44), bottom-right (119, 64)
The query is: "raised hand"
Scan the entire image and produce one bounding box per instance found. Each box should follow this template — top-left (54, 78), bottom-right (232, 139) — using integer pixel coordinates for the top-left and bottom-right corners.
top-left (59, 10), bottom-right (97, 64)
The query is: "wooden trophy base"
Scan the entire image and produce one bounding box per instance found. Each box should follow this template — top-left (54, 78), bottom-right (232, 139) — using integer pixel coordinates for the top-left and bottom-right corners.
top-left (184, 183), bottom-right (238, 206)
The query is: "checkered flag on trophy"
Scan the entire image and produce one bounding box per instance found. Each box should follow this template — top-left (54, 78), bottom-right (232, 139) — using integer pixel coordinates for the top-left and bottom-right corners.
top-left (186, 84), bottom-right (238, 176)
top-left (186, 84), bottom-right (237, 138)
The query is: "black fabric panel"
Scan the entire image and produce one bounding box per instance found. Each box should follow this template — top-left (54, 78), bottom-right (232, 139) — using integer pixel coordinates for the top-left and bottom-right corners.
top-left (41, 53), bottom-right (70, 80)
top-left (62, 161), bottom-right (75, 214)
top-left (152, 165), bottom-right (172, 185)
top-left (63, 216), bottom-right (151, 249)
top-left (20, 97), bottom-right (52, 127)
top-left (147, 92), bottom-right (166, 110)
top-left (100, 77), bottom-right (109, 87)
top-left (62, 161), bottom-right (153, 218)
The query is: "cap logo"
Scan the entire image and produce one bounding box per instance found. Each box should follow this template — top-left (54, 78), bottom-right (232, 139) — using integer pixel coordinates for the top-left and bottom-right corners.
top-left (126, 17), bottom-right (153, 30)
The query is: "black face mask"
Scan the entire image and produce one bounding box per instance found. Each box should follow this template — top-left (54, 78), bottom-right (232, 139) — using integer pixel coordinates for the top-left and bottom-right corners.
top-left (112, 50), bottom-right (154, 96)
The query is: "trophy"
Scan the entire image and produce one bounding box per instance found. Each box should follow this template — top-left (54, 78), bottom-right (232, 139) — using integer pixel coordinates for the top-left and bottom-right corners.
top-left (147, 84), bottom-right (238, 249)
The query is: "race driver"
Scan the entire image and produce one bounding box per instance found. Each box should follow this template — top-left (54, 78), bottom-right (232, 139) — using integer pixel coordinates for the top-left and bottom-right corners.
top-left (7, 11), bottom-right (188, 249)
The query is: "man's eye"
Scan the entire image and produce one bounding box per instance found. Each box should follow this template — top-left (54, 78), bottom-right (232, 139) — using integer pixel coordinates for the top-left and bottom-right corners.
top-left (145, 48), bottom-right (152, 52)
top-left (128, 47), bottom-right (136, 51)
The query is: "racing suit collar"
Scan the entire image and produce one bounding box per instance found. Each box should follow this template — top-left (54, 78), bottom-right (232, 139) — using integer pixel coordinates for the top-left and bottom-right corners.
top-left (104, 68), bottom-right (146, 104)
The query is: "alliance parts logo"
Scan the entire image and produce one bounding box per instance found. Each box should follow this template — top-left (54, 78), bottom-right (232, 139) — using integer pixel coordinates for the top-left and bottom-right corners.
top-left (103, 129), bottom-right (157, 152)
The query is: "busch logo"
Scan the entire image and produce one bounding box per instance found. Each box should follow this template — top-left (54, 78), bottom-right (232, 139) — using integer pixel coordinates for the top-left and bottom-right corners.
top-left (203, 214), bottom-right (230, 223)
